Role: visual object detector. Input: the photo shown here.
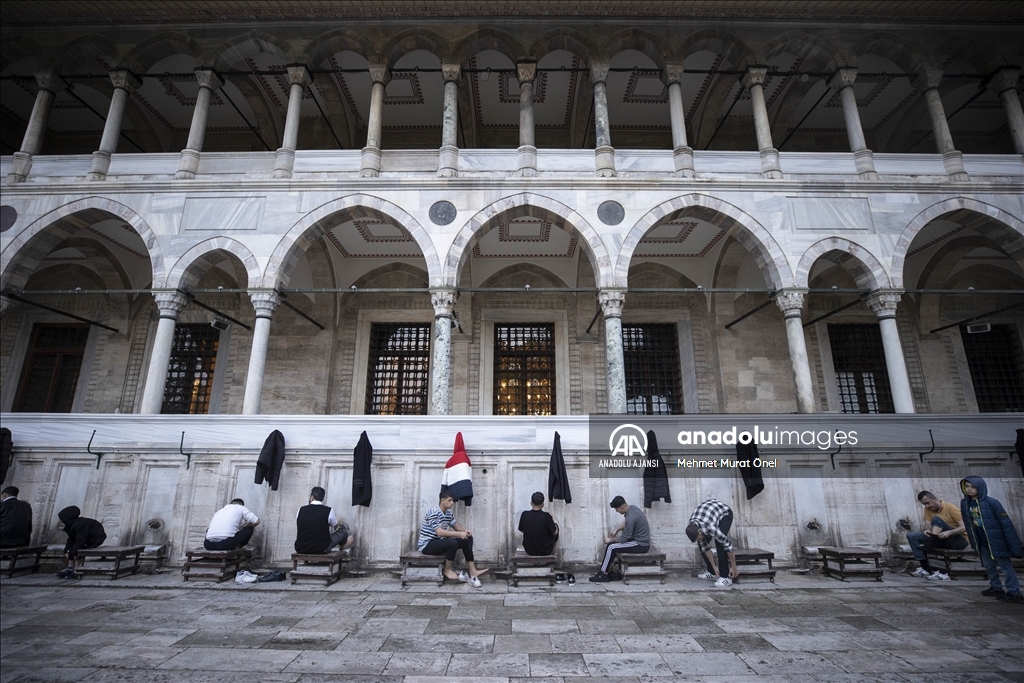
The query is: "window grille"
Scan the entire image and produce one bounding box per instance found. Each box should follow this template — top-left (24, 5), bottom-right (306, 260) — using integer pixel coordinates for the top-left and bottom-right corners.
top-left (961, 324), bottom-right (1024, 412)
top-left (15, 324), bottom-right (90, 412)
top-left (161, 323), bottom-right (219, 414)
top-left (828, 323), bottom-right (894, 413)
top-left (365, 323), bottom-right (431, 415)
top-left (493, 323), bottom-right (556, 415)
top-left (623, 323), bottom-right (683, 414)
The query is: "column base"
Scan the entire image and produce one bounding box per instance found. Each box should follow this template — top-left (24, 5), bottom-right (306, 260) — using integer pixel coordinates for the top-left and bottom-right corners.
top-left (853, 148), bottom-right (878, 179)
top-left (86, 150), bottom-right (112, 181)
top-left (174, 148), bottom-right (200, 180)
top-left (942, 150), bottom-right (969, 181)
top-left (673, 146), bottom-right (695, 178)
top-left (272, 148), bottom-right (295, 179)
top-left (6, 151), bottom-right (33, 183)
top-left (759, 147), bottom-right (782, 178)
top-left (595, 145), bottom-right (616, 177)
top-left (516, 145), bottom-right (537, 177)
top-left (360, 146), bottom-right (381, 177)
top-left (437, 144), bottom-right (459, 178)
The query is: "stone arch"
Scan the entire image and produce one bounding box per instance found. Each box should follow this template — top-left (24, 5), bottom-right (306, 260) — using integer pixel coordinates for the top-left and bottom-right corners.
top-left (527, 27), bottom-right (597, 65)
top-left (933, 35), bottom-right (1009, 75)
top-left (206, 30), bottom-right (293, 72)
top-left (762, 30), bottom-right (849, 71)
top-left (352, 262), bottom-right (430, 288)
top-left (892, 198), bottom-right (1024, 288)
top-left (0, 35), bottom-right (36, 71)
top-left (676, 28), bottom-right (756, 69)
top-left (2, 197), bottom-right (164, 292)
top-left (796, 237), bottom-right (891, 290)
top-left (121, 32), bottom-right (201, 73)
top-left (303, 27), bottom-right (375, 66)
top-left (600, 28), bottom-right (672, 68)
top-left (266, 194), bottom-right (441, 288)
top-left (853, 32), bottom-right (932, 76)
top-left (45, 239), bottom-right (134, 290)
top-left (166, 237), bottom-right (262, 291)
top-left (615, 194), bottom-right (793, 290)
top-left (443, 192), bottom-right (613, 289)
top-left (44, 33), bottom-right (119, 72)
top-left (379, 28), bottom-right (450, 70)
top-left (453, 28), bottom-right (525, 68)
top-left (479, 262), bottom-right (570, 289)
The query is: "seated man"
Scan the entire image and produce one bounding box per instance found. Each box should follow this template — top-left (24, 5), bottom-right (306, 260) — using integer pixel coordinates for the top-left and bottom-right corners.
top-left (418, 491), bottom-right (488, 587)
top-left (295, 486), bottom-right (354, 554)
top-left (0, 486), bottom-right (33, 548)
top-left (56, 506), bottom-right (106, 579)
top-left (685, 498), bottom-right (738, 588)
top-left (519, 491), bottom-right (559, 556)
top-left (908, 489), bottom-right (969, 581)
top-left (204, 498), bottom-right (260, 551)
top-left (590, 495), bottom-right (651, 583)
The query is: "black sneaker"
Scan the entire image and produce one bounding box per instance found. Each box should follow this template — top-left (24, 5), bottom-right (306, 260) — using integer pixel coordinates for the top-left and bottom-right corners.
top-left (589, 572), bottom-right (610, 583)
top-left (997, 592), bottom-right (1023, 604)
top-left (554, 573), bottom-right (567, 584)
top-left (55, 568), bottom-right (73, 579)
top-left (567, 574), bottom-right (576, 585)
top-left (981, 587), bottom-right (1006, 597)
top-left (607, 571), bottom-right (623, 581)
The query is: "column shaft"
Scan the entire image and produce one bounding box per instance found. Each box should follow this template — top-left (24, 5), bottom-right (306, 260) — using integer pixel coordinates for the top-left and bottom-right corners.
top-left (361, 66), bottom-right (389, 177)
top-left (923, 88), bottom-right (955, 154)
top-left (438, 64), bottom-right (461, 177)
top-left (742, 68), bottom-right (781, 178)
top-left (1000, 88), bottom-right (1024, 154)
top-left (593, 80), bottom-right (612, 148)
top-left (6, 73), bottom-right (64, 183)
top-left (828, 69), bottom-right (877, 178)
top-left (599, 291), bottom-right (626, 414)
top-left (590, 64), bottom-right (615, 177)
top-left (272, 66), bottom-right (310, 179)
top-left (242, 292), bottom-right (280, 415)
top-left (838, 86), bottom-right (867, 151)
top-left (665, 69), bottom-right (695, 177)
top-left (516, 62), bottom-right (538, 177)
top-left (139, 292), bottom-right (188, 414)
top-left (878, 316), bottom-right (915, 413)
top-left (776, 292), bottom-right (815, 414)
top-left (519, 80), bottom-right (535, 147)
top-left (176, 70), bottom-right (223, 179)
top-left (87, 72), bottom-right (140, 181)
top-left (430, 290), bottom-right (456, 415)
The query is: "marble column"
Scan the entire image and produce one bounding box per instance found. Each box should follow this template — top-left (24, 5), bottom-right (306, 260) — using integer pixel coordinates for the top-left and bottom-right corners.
top-left (272, 66), bottom-right (311, 179)
top-left (361, 63), bottom-right (390, 177)
top-left (986, 67), bottom-right (1024, 155)
top-left (242, 291), bottom-right (280, 415)
top-left (175, 69), bottom-right (224, 179)
top-left (742, 67), bottom-right (782, 179)
top-left (516, 61), bottom-right (538, 177)
top-left (866, 291), bottom-right (915, 414)
top-left (663, 63), bottom-right (695, 177)
top-left (87, 70), bottom-right (142, 181)
top-left (828, 68), bottom-right (878, 179)
top-left (6, 71), bottom-right (65, 183)
top-left (599, 290), bottom-right (627, 414)
top-left (590, 63), bottom-right (616, 177)
top-left (430, 289), bottom-right (456, 415)
top-left (139, 291), bottom-right (189, 414)
top-left (438, 63), bottom-right (461, 177)
top-left (916, 68), bottom-right (969, 180)
top-left (775, 290), bottom-right (816, 414)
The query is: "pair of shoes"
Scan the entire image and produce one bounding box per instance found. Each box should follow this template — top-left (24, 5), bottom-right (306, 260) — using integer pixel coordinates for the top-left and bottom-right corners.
top-left (468, 575), bottom-right (482, 588)
top-left (714, 577), bottom-right (733, 588)
top-left (555, 573), bottom-right (567, 584)
top-left (910, 567), bottom-right (931, 577)
top-left (607, 571), bottom-right (623, 582)
top-left (925, 571), bottom-right (951, 582)
top-left (567, 574), bottom-right (576, 586)
top-left (257, 569), bottom-right (286, 582)
top-left (997, 592), bottom-right (1024, 604)
top-left (55, 568), bottom-right (75, 579)
top-left (981, 587), bottom-right (1006, 597)
top-left (456, 570), bottom-right (470, 583)
top-left (589, 572), bottom-right (610, 583)
top-left (697, 571), bottom-right (717, 580)
top-left (235, 570), bottom-right (258, 584)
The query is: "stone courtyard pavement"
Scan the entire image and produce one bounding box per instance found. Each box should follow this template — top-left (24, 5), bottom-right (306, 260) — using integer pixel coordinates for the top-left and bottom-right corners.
top-left (1, 570), bottom-right (1022, 683)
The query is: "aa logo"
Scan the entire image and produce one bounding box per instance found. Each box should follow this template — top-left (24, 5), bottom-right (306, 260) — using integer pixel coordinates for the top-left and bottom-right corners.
top-left (609, 424), bottom-right (648, 458)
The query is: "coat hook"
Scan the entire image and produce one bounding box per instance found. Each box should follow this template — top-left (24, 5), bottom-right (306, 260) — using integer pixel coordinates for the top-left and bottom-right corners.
top-left (828, 432), bottom-right (841, 470)
top-left (919, 429), bottom-right (935, 463)
top-left (86, 429), bottom-right (104, 469)
top-left (180, 431), bottom-right (192, 470)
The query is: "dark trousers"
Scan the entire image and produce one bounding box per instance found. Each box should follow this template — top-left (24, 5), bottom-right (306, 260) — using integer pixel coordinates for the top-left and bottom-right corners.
top-left (65, 538), bottom-right (104, 559)
top-left (702, 509), bottom-right (733, 579)
top-left (324, 529), bottom-right (349, 553)
top-left (907, 516), bottom-right (968, 572)
top-left (600, 541), bottom-right (650, 573)
top-left (204, 526), bottom-right (254, 551)
top-left (422, 536), bottom-right (474, 562)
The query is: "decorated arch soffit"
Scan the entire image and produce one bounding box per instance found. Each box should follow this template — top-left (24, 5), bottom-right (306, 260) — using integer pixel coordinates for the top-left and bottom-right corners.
top-left (795, 238), bottom-right (892, 291)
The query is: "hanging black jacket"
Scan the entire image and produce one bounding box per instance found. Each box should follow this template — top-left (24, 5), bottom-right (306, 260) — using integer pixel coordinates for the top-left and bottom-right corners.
top-left (0, 496), bottom-right (33, 547)
top-left (352, 431), bottom-right (373, 507)
top-left (255, 430), bottom-right (286, 491)
top-left (1015, 429), bottom-right (1024, 479)
top-left (643, 430), bottom-right (671, 508)
top-left (0, 428), bottom-right (12, 487)
top-left (548, 431), bottom-right (572, 504)
top-left (736, 441), bottom-right (765, 500)
top-left (57, 506), bottom-right (106, 555)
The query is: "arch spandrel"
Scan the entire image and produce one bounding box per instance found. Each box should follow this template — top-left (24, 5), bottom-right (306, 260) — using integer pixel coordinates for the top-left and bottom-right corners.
top-left (303, 27), bottom-right (375, 67)
top-left (121, 32), bottom-right (201, 74)
top-left (166, 237), bottom-right (262, 291)
top-left (796, 238), bottom-right (892, 290)
top-left (527, 28), bottom-right (597, 66)
top-left (206, 30), bottom-right (294, 73)
top-left (599, 28), bottom-right (672, 68)
top-left (44, 33), bottom-right (119, 73)
top-left (453, 28), bottom-right (525, 69)
top-left (379, 29), bottom-right (450, 71)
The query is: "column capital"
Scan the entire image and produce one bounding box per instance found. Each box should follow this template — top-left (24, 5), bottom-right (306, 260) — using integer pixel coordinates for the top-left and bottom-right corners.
top-left (827, 67), bottom-right (858, 91)
top-left (598, 289), bottom-right (626, 318)
top-left (590, 62), bottom-right (610, 85)
top-left (741, 66), bottom-right (769, 90)
top-left (985, 66), bottom-right (1021, 95)
top-left (662, 63), bottom-right (685, 86)
top-left (441, 62), bottom-right (462, 83)
top-left (368, 62), bottom-right (391, 86)
top-left (285, 65), bottom-right (312, 88)
top-left (249, 291), bottom-right (280, 318)
top-left (430, 288), bottom-right (456, 317)
top-left (34, 70), bottom-right (66, 94)
top-left (194, 68), bottom-right (224, 90)
top-left (774, 289), bottom-right (807, 317)
top-left (913, 68), bottom-right (944, 91)
top-left (866, 290), bottom-right (904, 318)
top-left (153, 291), bottom-right (188, 318)
top-left (109, 69), bottom-right (142, 92)
top-left (516, 60), bottom-right (537, 85)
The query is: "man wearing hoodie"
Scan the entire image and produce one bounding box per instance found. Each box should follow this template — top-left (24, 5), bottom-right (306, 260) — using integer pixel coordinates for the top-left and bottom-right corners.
top-left (960, 476), bottom-right (1023, 604)
top-left (57, 506), bottom-right (106, 579)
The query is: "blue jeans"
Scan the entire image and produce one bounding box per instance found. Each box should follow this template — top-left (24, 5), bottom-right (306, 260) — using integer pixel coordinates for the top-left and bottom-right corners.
top-left (978, 540), bottom-right (1021, 596)
top-left (907, 516), bottom-right (969, 567)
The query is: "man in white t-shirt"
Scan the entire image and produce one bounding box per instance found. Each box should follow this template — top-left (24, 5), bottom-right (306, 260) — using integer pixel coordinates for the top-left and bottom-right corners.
top-left (204, 498), bottom-right (260, 551)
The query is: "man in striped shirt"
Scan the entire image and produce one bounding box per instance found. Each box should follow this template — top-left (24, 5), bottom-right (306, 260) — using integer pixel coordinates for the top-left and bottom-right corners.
top-left (686, 498), bottom-right (738, 587)
top-left (418, 491), bottom-right (488, 587)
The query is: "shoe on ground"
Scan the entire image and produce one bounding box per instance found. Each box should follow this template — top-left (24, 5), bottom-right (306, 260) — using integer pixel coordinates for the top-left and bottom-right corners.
top-left (925, 571), bottom-right (951, 581)
top-left (456, 570), bottom-right (470, 583)
top-left (55, 568), bottom-right (74, 579)
top-left (589, 572), bottom-right (610, 583)
top-left (714, 577), bottom-right (733, 588)
top-left (555, 573), bottom-right (567, 584)
top-left (567, 574), bottom-right (576, 586)
top-left (607, 571), bottom-right (623, 581)
top-left (981, 587), bottom-right (1006, 597)
top-left (996, 592), bottom-right (1024, 604)
top-left (911, 567), bottom-right (931, 577)
top-left (697, 571), bottom-right (717, 580)
top-left (469, 575), bottom-right (482, 588)
top-left (234, 570), bottom-right (258, 584)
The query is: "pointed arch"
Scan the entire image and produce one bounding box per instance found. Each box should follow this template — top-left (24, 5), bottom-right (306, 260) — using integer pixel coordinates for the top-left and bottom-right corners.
top-left (45, 33), bottom-right (119, 72)
top-left (527, 27), bottom-right (597, 65)
top-left (166, 237), bottom-right (262, 291)
top-left (600, 28), bottom-right (672, 68)
top-left (206, 30), bottom-right (293, 72)
top-left (121, 32), bottom-right (201, 73)
top-left (677, 28), bottom-right (756, 69)
top-left (762, 30), bottom-right (849, 71)
top-left (796, 237), bottom-right (891, 290)
top-left (853, 32), bottom-right (932, 76)
top-left (303, 27), bottom-right (375, 66)
top-left (453, 28), bottom-right (525, 68)
top-left (379, 28), bottom-right (449, 70)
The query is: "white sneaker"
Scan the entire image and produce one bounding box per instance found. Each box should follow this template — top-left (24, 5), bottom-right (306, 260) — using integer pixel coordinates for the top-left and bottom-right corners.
top-left (911, 567), bottom-right (931, 577)
top-left (235, 570), bottom-right (257, 584)
top-left (926, 572), bottom-right (951, 581)
top-left (714, 577), bottom-right (733, 588)
top-left (469, 575), bottom-right (482, 588)
top-left (697, 571), bottom-right (717, 580)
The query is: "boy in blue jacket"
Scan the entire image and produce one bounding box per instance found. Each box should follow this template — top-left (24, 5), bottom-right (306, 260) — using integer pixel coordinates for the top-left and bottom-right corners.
top-left (960, 476), bottom-right (1023, 603)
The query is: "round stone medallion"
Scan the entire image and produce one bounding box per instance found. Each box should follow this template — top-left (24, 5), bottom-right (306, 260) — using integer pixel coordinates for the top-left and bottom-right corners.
top-left (0, 205), bottom-right (17, 233)
top-left (597, 200), bottom-right (624, 226)
top-left (429, 200), bottom-right (457, 226)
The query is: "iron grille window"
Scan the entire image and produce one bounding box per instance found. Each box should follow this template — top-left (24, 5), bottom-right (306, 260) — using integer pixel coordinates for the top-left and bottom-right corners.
top-left (623, 324), bottom-right (683, 415)
top-left (365, 323), bottom-right (431, 415)
top-left (15, 324), bottom-right (90, 412)
top-left (828, 323), bottom-right (894, 414)
top-left (161, 323), bottom-right (219, 414)
top-left (961, 324), bottom-right (1024, 412)
top-left (493, 323), bottom-right (556, 415)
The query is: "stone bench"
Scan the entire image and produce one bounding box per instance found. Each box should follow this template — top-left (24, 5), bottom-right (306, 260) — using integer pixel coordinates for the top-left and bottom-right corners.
top-left (290, 551), bottom-right (350, 586)
top-left (925, 547), bottom-right (986, 579)
top-left (734, 547), bottom-right (776, 583)
top-left (76, 545), bottom-right (146, 580)
top-left (819, 546), bottom-right (883, 582)
top-left (400, 551), bottom-right (444, 587)
top-left (182, 547), bottom-right (251, 582)
top-left (510, 549), bottom-right (556, 587)
top-left (619, 551), bottom-right (667, 584)
top-left (0, 544), bottom-right (47, 578)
